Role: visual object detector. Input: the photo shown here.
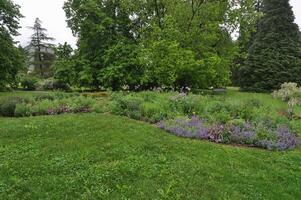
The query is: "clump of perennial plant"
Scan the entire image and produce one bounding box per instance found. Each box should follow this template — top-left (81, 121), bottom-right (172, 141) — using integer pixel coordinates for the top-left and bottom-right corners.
top-left (157, 116), bottom-right (299, 151)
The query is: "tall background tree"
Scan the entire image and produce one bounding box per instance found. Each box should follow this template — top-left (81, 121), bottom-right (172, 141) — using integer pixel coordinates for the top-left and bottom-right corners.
top-left (62, 0), bottom-right (239, 90)
top-left (28, 18), bottom-right (55, 77)
top-left (239, 0), bottom-right (301, 92)
top-left (0, 0), bottom-right (24, 90)
top-left (52, 42), bottom-right (75, 86)
top-left (230, 0), bottom-right (263, 86)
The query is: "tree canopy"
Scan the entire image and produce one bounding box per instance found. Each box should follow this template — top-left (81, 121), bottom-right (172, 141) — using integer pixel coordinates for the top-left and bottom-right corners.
top-left (0, 0), bottom-right (24, 90)
top-left (61, 0), bottom-right (239, 90)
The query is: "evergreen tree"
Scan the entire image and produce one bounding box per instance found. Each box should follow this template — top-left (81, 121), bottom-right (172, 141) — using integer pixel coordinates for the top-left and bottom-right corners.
top-left (239, 0), bottom-right (301, 92)
top-left (28, 18), bottom-right (55, 77)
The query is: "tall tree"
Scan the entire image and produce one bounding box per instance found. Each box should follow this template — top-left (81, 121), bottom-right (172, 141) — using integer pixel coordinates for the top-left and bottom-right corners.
top-left (52, 42), bottom-right (75, 86)
top-left (63, 0), bottom-right (239, 90)
top-left (231, 0), bottom-right (263, 85)
top-left (0, 0), bottom-right (24, 90)
top-left (239, 0), bottom-right (301, 91)
top-left (28, 18), bottom-right (55, 77)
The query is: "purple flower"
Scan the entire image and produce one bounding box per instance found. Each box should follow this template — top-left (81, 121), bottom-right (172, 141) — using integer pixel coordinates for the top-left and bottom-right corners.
top-left (157, 117), bottom-right (209, 139)
top-left (157, 117), bottom-right (299, 151)
top-left (47, 108), bottom-right (56, 115)
top-left (229, 124), bottom-right (256, 145)
top-left (257, 126), bottom-right (299, 151)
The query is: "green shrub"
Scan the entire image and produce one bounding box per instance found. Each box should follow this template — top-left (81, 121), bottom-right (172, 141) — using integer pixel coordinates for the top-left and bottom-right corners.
top-left (15, 103), bottom-right (31, 117)
top-left (214, 111), bottom-right (232, 124)
top-left (31, 100), bottom-right (54, 116)
top-left (20, 76), bottom-right (39, 91)
top-left (140, 102), bottom-right (167, 123)
top-left (38, 78), bottom-right (71, 91)
top-left (91, 103), bottom-right (106, 113)
top-left (169, 93), bottom-right (203, 115)
top-left (110, 93), bottom-right (143, 115)
top-left (0, 97), bottom-right (23, 117)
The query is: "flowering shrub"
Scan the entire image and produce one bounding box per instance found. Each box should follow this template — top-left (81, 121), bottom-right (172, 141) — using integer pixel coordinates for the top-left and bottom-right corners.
top-left (158, 117), bottom-right (299, 151)
top-left (272, 82), bottom-right (301, 106)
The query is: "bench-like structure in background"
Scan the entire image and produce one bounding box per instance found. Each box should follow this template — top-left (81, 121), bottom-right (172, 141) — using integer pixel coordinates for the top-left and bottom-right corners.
top-left (212, 88), bottom-right (227, 95)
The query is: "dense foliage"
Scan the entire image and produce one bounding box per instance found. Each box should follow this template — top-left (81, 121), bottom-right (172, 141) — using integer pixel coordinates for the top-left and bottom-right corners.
top-left (239, 0), bottom-right (301, 92)
top-left (0, 0), bottom-right (24, 90)
top-left (61, 0), bottom-right (239, 90)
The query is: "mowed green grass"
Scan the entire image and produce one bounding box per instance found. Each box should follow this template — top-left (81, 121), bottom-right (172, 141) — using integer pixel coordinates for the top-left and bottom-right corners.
top-left (0, 113), bottom-right (301, 199)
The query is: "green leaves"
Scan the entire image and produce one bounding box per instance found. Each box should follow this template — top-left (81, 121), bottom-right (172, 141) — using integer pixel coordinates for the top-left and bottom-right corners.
top-left (63, 0), bottom-right (240, 90)
top-left (0, 0), bottom-right (24, 90)
top-left (239, 0), bottom-right (301, 92)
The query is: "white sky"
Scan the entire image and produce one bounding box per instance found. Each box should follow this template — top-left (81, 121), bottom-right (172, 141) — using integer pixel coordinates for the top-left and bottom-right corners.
top-left (13, 0), bottom-right (301, 49)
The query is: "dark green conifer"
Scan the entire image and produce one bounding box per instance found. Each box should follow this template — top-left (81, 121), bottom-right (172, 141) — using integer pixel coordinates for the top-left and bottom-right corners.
top-left (240, 0), bottom-right (301, 92)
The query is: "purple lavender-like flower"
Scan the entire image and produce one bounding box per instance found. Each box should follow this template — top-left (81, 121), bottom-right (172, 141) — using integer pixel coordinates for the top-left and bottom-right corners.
top-left (81, 107), bottom-right (92, 113)
top-left (157, 116), bottom-right (208, 139)
top-left (196, 127), bottom-right (209, 139)
top-left (157, 117), bottom-right (299, 151)
top-left (47, 108), bottom-right (56, 115)
top-left (229, 123), bottom-right (256, 144)
top-left (187, 116), bottom-right (202, 127)
top-left (257, 126), bottom-right (299, 151)
top-left (275, 126), bottom-right (299, 150)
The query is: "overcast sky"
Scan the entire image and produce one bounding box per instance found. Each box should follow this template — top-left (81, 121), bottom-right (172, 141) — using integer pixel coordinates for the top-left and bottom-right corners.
top-left (13, 0), bottom-right (301, 49)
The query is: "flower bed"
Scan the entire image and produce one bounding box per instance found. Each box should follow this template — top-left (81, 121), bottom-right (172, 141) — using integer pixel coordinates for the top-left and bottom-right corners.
top-left (157, 117), bottom-right (299, 151)
top-left (110, 91), bottom-right (300, 151)
top-left (0, 92), bottom-right (106, 117)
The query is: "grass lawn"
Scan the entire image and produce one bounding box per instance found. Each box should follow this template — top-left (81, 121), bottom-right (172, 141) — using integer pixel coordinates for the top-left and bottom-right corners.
top-left (0, 113), bottom-right (301, 199)
top-left (0, 90), bottom-right (301, 199)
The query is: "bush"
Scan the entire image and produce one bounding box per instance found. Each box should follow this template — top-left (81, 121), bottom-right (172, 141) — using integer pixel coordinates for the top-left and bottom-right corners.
top-left (140, 102), bottom-right (168, 123)
top-left (39, 78), bottom-right (71, 91)
top-left (14, 103), bottom-right (31, 117)
top-left (272, 82), bottom-right (301, 106)
top-left (0, 97), bottom-right (23, 117)
top-left (31, 100), bottom-right (54, 116)
top-left (20, 76), bottom-right (39, 91)
top-left (169, 93), bottom-right (201, 115)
